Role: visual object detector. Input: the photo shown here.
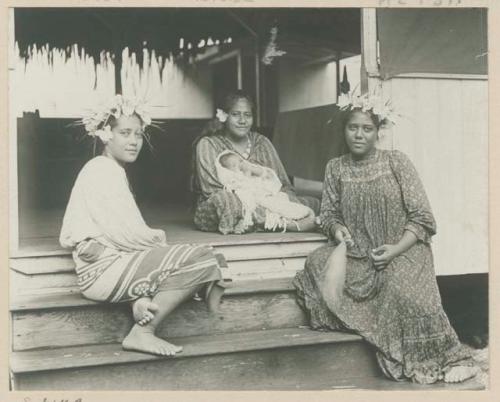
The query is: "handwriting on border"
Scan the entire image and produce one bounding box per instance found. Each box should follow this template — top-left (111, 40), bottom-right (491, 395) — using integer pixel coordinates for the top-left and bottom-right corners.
top-left (195, 0), bottom-right (254, 4)
top-left (23, 398), bottom-right (83, 402)
top-left (379, 0), bottom-right (462, 5)
top-left (193, 0), bottom-right (255, 3)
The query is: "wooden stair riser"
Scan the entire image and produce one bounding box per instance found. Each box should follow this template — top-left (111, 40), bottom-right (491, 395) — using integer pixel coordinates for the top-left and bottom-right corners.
top-left (13, 341), bottom-right (378, 390)
top-left (10, 241), bottom-right (324, 274)
top-left (11, 257), bottom-right (305, 295)
top-left (13, 293), bottom-right (307, 351)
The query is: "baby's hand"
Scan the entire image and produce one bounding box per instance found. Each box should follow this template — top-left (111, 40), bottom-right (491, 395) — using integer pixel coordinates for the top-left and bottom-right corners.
top-left (264, 170), bottom-right (274, 180)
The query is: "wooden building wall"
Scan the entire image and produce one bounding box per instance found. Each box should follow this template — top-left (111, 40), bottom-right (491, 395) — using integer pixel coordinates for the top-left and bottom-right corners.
top-left (381, 77), bottom-right (488, 275)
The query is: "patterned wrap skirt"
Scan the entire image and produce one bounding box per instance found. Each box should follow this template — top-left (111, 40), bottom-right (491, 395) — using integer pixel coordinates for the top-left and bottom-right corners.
top-left (194, 190), bottom-right (320, 234)
top-left (73, 239), bottom-right (228, 303)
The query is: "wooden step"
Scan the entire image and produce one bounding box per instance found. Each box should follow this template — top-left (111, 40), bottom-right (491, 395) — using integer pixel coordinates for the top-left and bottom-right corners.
top-left (11, 327), bottom-right (377, 390)
top-left (10, 256), bottom-right (305, 294)
top-left (14, 231), bottom-right (327, 259)
top-left (10, 241), bottom-right (323, 275)
top-left (10, 236), bottom-right (324, 295)
top-left (11, 277), bottom-right (295, 311)
top-left (12, 278), bottom-right (308, 351)
top-left (11, 327), bottom-right (484, 391)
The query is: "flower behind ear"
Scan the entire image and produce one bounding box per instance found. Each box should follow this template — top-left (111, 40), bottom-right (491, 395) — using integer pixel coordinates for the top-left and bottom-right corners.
top-left (216, 109), bottom-right (228, 123)
top-left (94, 125), bottom-right (113, 143)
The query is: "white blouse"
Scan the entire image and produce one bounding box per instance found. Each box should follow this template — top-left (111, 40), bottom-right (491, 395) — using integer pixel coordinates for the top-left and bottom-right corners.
top-left (59, 156), bottom-right (166, 252)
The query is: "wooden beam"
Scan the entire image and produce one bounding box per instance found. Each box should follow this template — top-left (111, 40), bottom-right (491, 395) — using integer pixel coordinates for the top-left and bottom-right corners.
top-left (114, 45), bottom-right (122, 94)
top-left (336, 51), bottom-right (341, 101)
top-left (361, 8), bottom-right (380, 93)
top-left (8, 7), bottom-right (19, 255)
top-left (255, 42), bottom-right (261, 127)
top-left (281, 34), bottom-right (360, 57)
top-left (390, 73), bottom-right (488, 80)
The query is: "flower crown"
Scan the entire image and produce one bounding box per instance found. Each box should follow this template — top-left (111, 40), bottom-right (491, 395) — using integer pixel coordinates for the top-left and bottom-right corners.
top-left (337, 90), bottom-right (398, 125)
top-left (80, 95), bottom-right (152, 142)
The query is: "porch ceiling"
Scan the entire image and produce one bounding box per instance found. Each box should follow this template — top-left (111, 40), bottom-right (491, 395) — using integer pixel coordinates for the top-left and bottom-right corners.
top-left (15, 8), bottom-right (361, 62)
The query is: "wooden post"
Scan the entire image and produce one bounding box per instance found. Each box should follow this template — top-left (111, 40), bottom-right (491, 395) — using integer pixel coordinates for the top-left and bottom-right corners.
top-left (8, 7), bottom-right (19, 255)
top-left (114, 43), bottom-right (122, 95)
top-left (254, 41), bottom-right (261, 127)
top-left (113, 16), bottom-right (123, 95)
top-left (237, 52), bottom-right (243, 90)
top-left (361, 8), bottom-right (380, 93)
top-left (362, 8), bottom-right (394, 150)
top-left (335, 52), bottom-right (341, 101)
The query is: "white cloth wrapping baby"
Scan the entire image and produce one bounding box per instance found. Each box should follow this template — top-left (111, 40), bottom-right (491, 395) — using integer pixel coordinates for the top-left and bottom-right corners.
top-left (215, 150), bottom-right (311, 232)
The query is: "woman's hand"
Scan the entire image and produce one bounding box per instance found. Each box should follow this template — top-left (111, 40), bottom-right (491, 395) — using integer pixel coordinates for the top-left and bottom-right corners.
top-left (152, 230), bottom-right (167, 246)
top-left (370, 231), bottom-right (419, 270)
top-left (334, 226), bottom-right (354, 247)
top-left (370, 244), bottom-right (399, 270)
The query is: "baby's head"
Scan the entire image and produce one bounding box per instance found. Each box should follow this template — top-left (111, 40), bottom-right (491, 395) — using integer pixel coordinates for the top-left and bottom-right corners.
top-left (219, 153), bottom-right (243, 172)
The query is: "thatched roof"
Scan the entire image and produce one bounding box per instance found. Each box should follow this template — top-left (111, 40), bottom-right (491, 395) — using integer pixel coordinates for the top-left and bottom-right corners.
top-left (15, 8), bottom-right (361, 63)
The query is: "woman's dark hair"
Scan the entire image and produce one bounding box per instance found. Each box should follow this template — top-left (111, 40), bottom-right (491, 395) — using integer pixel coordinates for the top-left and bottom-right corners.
top-left (201, 90), bottom-right (255, 137)
top-left (221, 90), bottom-right (255, 114)
top-left (341, 108), bottom-right (382, 132)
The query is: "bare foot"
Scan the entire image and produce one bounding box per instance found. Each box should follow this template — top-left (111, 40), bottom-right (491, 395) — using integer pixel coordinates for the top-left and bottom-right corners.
top-left (233, 220), bottom-right (248, 234)
top-left (132, 297), bottom-right (159, 326)
top-left (444, 366), bottom-right (479, 383)
top-left (205, 283), bottom-right (225, 314)
top-left (122, 325), bottom-right (183, 356)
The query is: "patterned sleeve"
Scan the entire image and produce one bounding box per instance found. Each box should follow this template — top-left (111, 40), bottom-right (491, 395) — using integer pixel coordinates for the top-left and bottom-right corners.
top-left (319, 158), bottom-right (344, 239)
top-left (389, 150), bottom-right (437, 242)
top-left (195, 137), bottom-right (224, 198)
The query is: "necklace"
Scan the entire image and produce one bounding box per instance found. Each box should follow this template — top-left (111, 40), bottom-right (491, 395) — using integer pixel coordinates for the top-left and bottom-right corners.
top-left (223, 134), bottom-right (252, 159)
top-left (241, 136), bottom-right (252, 159)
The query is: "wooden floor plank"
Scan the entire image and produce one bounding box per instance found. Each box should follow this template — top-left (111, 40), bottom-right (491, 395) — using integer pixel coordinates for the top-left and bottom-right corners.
top-left (11, 327), bottom-right (363, 373)
top-left (15, 204), bottom-right (326, 258)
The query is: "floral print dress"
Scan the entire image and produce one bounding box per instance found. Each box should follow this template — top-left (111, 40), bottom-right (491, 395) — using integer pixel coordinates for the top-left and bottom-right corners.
top-left (293, 149), bottom-right (474, 384)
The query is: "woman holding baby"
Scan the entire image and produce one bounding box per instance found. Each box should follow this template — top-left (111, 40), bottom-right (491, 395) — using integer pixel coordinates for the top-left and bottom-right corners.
top-left (193, 91), bottom-right (320, 234)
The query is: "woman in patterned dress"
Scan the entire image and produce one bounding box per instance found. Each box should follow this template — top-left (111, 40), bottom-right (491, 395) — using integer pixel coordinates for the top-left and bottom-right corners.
top-left (293, 107), bottom-right (479, 384)
top-left (60, 100), bottom-right (227, 357)
top-left (193, 91), bottom-right (319, 234)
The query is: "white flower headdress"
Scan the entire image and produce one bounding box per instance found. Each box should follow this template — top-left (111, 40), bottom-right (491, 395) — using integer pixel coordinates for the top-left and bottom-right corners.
top-left (337, 89), bottom-right (399, 126)
top-left (79, 95), bottom-right (153, 143)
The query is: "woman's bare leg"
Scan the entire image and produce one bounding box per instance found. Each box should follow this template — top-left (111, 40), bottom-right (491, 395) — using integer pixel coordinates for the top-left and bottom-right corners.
top-left (205, 282), bottom-right (225, 314)
top-left (122, 284), bottom-right (202, 356)
top-left (321, 241), bottom-right (347, 311)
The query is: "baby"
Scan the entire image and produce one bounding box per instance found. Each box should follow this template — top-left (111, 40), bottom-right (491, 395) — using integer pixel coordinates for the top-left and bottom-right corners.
top-left (216, 150), bottom-right (312, 232)
top-left (219, 153), bottom-right (274, 179)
